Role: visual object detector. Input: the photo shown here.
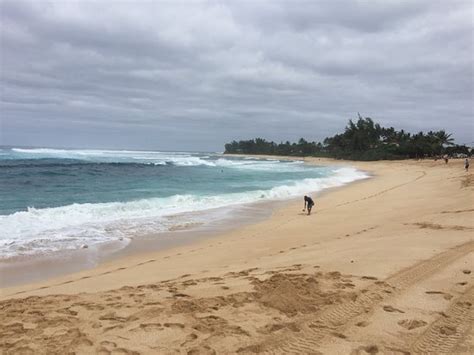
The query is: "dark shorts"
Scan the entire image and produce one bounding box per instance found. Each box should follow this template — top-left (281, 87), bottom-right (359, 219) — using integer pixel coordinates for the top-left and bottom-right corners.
top-left (308, 202), bottom-right (314, 208)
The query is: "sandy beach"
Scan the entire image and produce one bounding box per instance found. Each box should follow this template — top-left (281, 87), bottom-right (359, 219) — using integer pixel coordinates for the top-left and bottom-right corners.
top-left (1, 158), bottom-right (473, 354)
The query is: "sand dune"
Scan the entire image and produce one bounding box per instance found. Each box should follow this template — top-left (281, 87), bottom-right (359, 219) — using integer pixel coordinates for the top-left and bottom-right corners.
top-left (1, 158), bottom-right (473, 354)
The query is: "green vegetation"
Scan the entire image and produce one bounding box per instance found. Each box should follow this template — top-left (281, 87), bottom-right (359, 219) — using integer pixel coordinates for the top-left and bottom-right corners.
top-left (224, 115), bottom-right (471, 161)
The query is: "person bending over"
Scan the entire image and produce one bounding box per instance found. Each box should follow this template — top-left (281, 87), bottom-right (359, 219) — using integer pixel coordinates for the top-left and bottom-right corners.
top-left (303, 195), bottom-right (315, 215)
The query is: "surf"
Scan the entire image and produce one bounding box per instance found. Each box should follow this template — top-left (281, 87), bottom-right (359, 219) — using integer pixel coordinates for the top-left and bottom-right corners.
top-left (0, 148), bottom-right (369, 259)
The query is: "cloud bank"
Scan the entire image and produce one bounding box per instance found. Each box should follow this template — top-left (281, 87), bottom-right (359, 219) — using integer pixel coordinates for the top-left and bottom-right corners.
top-left (1, 0), bottom-right (473, 150)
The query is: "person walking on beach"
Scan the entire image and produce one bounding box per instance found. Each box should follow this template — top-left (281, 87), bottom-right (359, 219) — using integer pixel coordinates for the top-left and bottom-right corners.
top-left (465, 158), bottom-right (469, 172)
top-left (303, 195), bottom-right (315, 215)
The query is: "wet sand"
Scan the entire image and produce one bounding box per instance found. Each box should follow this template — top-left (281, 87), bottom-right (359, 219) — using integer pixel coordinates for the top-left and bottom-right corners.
top-left (0, 202), bottom-right (275, 287)
top-left (1, 158), bottom-right (473, 354)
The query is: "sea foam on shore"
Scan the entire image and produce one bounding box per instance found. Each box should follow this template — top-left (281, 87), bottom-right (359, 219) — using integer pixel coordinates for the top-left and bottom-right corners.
top-left (0, 148), bottom-right (368, 259)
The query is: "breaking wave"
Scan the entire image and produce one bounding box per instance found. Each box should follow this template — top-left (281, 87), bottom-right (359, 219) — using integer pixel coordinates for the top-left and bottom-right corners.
top-left (0, 166), bottom-right (368, 258)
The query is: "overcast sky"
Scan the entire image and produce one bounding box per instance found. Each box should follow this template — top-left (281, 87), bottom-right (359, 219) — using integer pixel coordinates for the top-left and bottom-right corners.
top-left (1, 0), bottom-right (473, 151)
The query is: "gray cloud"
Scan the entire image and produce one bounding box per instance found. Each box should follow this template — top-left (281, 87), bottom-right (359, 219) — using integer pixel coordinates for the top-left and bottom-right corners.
top-left (1, 0), bottom-right (473, 151)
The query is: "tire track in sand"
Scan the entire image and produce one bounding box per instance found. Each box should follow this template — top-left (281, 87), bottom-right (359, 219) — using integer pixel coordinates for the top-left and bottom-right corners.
top-left (241, 240), bottom-right (474, 354)
top-left (410, 286), bottom-right (474, 354)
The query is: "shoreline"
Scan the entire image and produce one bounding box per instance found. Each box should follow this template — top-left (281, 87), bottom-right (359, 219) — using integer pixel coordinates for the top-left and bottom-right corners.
top-left (0, 157), bottom-right (458, 297)
top-left (0, 157), bottom-right (452, 296)
top-left (0, 156), bottom-right (367, 288)
top-left (0, 201), bottom-right (275, 288)
top-left (1, 158), bottom-right (472, 354)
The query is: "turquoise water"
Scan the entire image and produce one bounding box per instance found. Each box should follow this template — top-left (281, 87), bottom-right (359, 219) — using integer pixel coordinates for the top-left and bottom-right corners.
top-left (0, 148), bottom-right (368, 258)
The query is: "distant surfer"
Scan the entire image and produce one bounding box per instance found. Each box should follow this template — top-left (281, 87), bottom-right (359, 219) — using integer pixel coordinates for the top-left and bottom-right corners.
top-left (303, 195), bottom-right (315, 215)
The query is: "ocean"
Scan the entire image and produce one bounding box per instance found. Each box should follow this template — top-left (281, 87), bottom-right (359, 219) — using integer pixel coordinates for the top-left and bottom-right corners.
top-left (0, 148), bottom-right (369, 260)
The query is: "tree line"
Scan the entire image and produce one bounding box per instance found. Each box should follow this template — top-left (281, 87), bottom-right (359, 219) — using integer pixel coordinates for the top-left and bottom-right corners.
top-left (224, 115), bottom-right (471, 161)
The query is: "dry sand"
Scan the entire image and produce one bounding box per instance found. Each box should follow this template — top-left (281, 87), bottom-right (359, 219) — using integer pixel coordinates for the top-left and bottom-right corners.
top-left (1, 158), bottom-right (473, 354)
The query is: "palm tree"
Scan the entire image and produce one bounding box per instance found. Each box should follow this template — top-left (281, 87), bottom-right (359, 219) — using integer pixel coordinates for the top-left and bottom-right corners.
top-left (434, 130), bottom-right (454, 147)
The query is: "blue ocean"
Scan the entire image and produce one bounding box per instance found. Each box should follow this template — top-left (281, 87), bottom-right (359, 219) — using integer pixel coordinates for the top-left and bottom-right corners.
top-left (0, 148), bottom-right (368, 259)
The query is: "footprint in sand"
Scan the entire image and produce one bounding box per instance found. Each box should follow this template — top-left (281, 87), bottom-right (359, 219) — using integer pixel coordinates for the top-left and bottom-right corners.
top-left (187, 345), bottom-right (216, 355)
top-left (397, 319), bottom-right (427, 330)
top-left (383, 305), bottom-right (405, 313)
top-left (332, 332), bottom-right (347, 339)
top-left (437, 311), bottom-right (450, 318)
top-left (258, 322), bottom-right (300, 334)
top-left (425, 290), bottom-right (444, 294)
top-left (353, 345), bottom-right (379, 354)
top-left (164, 322), bottom-right (185, 329)
top-left (103, 324), bottom-right (125, 332)
top-left (132, 323), bottom-right (163, 332)
top-left (439, 325), bottom-right (457, 335)
top-left (425, 290), bottom-right (453, 300)
top-left (137, 259), bottom-right (155, 266)
top-left (180, 333), bottom-right (198, 346)
top-left (100, 340), bottom-right (117, 348)
top-left (112, 347), bottom-right (140, 355)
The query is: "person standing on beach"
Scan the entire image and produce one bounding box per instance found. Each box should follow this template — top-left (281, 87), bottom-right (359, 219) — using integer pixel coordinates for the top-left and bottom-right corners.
top-left (465, 158), bottom-right (469, 172)
top-left (303, 195), bottom-right (315, 215)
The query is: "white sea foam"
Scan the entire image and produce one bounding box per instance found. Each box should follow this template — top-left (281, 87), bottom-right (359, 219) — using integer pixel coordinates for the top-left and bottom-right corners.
top-left (11, 148), bottom-right (217, 167)
top-left (0, 166), bottom-right (368, 258)
top-left (213, 158), bottom-right (307, 172)
top-left (8, 147), bottom-right (309, 171)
